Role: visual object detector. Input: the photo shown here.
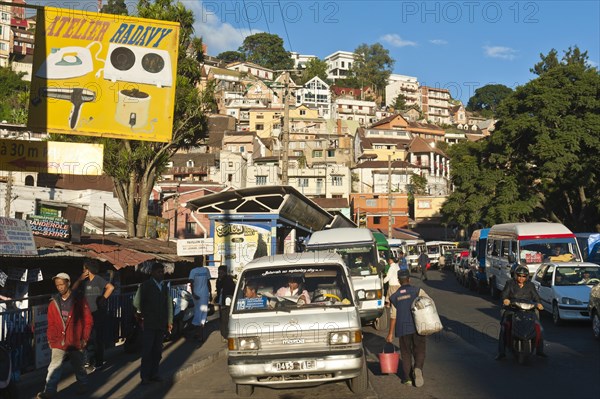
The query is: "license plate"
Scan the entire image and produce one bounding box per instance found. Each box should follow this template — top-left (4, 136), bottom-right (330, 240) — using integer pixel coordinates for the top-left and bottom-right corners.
top-left (273, 360), bottom-right (316, 371)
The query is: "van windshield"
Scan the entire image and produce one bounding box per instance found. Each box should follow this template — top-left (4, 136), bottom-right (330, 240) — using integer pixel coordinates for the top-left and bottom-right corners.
top-left (519, 238), bottom-right (582, 264)
top-left (233, 265), bottom-right (354, 314)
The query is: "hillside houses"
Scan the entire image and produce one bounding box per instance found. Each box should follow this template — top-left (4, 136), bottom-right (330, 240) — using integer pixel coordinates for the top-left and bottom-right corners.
top-left (1, 38), bottom-right (493, 243)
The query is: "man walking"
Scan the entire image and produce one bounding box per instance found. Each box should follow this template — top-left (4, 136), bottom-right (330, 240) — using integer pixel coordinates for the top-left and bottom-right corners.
top-left (134, 262), bottom-right (173, 385)
top-left (37, 273), bottom-right (93, 399)
top-left (215, 266), bottom-right (235, 341)
top-left (188, 256), bottom-right (212, 342)
top-left (386, 270), bottom-right (431, 387)
top-left (417, 250), bottom-right (430, 281)
top-left (71, 259), bottom-right (114, 370)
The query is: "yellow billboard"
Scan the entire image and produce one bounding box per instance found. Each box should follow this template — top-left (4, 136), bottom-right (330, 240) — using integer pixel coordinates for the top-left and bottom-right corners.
top-left (27, 7), bottom-right (180, 143)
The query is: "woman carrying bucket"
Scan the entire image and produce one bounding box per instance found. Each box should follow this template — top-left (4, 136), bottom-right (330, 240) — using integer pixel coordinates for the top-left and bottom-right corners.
top-left (386, 269), bottom-right (431, 388)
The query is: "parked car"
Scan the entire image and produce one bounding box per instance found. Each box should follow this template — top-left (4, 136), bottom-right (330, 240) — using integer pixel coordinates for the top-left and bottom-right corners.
top-left (531, 262), bottom-right (600, 325)
top-left (589, 281), bottom-right (600, 340)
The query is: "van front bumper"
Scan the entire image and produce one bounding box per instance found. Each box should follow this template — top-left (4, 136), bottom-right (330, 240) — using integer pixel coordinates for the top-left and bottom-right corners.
top-left (228, 348), bottom-right (364, 387)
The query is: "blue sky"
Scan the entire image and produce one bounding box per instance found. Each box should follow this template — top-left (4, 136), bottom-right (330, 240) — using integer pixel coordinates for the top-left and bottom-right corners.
top-left (33, 1), bottom-right (599, 104)
top-left (187, 0), bottom-right (600, 103)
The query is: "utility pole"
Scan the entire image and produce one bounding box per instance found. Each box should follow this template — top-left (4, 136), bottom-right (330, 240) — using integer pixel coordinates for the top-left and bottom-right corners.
top-left (281, 71), bottom-right (290, 185)
top-left (4, 171), bottom-right (12, 217)
top-left (387, 154), bottom-right (393, 239)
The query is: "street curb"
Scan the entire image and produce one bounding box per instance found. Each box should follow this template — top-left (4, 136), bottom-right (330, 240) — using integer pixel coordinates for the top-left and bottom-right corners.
top-left (173, 346), bottom-right (228, 382)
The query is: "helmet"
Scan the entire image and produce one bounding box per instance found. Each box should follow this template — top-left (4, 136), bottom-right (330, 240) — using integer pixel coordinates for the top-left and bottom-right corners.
top-left (515, 266), bottom-right (529, 277)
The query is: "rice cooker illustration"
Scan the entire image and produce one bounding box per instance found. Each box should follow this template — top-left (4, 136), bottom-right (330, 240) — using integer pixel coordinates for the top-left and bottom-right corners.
top-left (115, 89), bottom-right (151, 128)
top-left (36, 42), bottom-right (102, 80)
top-left (102, 43), bottom-right (172, 88)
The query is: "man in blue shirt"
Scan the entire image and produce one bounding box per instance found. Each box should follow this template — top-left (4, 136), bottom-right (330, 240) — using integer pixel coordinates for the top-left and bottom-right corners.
top-left (386, 270), bottom-right (430, 387)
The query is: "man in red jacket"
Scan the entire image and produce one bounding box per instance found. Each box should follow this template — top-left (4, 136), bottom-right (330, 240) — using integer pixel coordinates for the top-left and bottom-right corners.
top-left (37, 273), bottom-right (93, 399)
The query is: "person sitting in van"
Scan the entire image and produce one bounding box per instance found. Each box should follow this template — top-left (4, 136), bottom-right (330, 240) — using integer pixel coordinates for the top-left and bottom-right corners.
top-left (244, 282), bottom-right (259, 298)
top-left (276, 276), bottom-right (311, 304)
top-left (547, 246), bottom-right (575, 262)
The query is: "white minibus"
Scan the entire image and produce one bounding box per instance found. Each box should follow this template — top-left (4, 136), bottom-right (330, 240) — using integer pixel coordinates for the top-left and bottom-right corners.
top-left (486, 222), bottom-right (582, 298)
top-left (305, 228), bottom-right (387, 331)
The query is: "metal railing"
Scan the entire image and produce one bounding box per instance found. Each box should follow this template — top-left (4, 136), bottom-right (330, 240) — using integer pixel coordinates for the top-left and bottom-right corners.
top-left (0, 279), bottom-right (189, 374)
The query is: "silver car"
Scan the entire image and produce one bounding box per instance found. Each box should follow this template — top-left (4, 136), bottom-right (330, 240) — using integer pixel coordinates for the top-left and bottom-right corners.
top-left (227, 252), bottom-right (368, 397)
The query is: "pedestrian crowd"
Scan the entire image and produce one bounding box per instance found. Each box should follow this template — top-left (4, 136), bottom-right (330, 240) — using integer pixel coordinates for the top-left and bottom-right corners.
top-left (36, 259), bottom-right (208, 399)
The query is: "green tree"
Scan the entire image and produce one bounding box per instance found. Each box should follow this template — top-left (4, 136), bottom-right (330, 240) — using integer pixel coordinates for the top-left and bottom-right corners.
top-left (216, 50), bottom-right (246, 64)
top-left (238, 33), bottom-right (293, 71)
top-left (351, 43), bottom-right (394, 98)
top-left (442, 47), bottom-right (600, 232)
top-left (101, 0), bottom-right (129, 15)
top-left (466, 84), bottom-right (513, 117)
top-left (0, 67), bottom-right (28, 122)
top-left (492, 47), bottom-right (600, 230)
top-left (392, 94), bottom-right (406, 111)
top-left (53, 0), bottom-right (215, 237)
top-left (298, 58), bottom-right (328, 85)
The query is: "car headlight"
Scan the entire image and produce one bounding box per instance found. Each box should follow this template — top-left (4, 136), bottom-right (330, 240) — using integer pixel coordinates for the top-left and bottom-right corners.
top-left (329, 330), bottom-right (362, 345)
top-left (365, 289), bottom-right (382, 300)
top-left (229, 336), bottom-right (260, 350)
top-left (561, 297), bottom-right (583, 305)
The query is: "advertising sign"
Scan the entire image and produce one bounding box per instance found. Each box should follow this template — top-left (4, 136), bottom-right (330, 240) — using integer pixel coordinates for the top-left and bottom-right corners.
top-left (213, 222), bottom-right (271, 277)
top-left (33, 304), bottom-right (51, 369)
top-left (0, 217), bottom-right (38, 256)
top-left (177, 238), bottom-right (214, 256)
top-left (27, 7), bottom-right (180, 143)
top-left (0, 139), bottom-right (104, 174)
top-left (27, 215), bottom-right (70, 240)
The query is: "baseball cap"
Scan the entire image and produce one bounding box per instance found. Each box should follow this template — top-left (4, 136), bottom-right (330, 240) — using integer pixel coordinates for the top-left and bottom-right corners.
top-left (52, 272), bottom-right (70, 281)
top-left (398, 269), bottom-right (410, 279)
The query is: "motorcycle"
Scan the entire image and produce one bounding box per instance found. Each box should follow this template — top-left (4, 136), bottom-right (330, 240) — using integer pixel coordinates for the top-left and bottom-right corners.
top-left (503, 300), bottom-right (538, 365)
top-left (0, 342), bottom-right (18, 399)
top-left (170, 286), bottom-right (195, 340)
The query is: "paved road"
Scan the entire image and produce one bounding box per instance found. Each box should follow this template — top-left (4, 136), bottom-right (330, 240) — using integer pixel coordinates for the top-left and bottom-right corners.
top-left (158, 269), bottom-right (600, 399)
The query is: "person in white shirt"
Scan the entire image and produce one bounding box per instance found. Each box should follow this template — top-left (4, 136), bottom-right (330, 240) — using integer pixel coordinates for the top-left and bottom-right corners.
top-left (276, 276), bottom-right (311, 304)
top-left (384, 258), bottom-right (401, 317)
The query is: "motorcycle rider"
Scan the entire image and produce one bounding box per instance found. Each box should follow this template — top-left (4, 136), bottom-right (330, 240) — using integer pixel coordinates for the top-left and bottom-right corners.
top-left (496, 265), bottom-right (546, 360)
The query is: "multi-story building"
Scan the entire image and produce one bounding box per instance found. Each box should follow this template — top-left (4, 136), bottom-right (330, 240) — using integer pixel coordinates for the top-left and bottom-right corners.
top-left (406, 136), bottom-right (451, 196)
top-left (0, 4), bottom-right (11, 67)
top-left (420, 86), bottom-right (452, 125)
top-left (352, 159), bottom-right (417, 195)
top-left (324, 50), bottom-right (355, 81)
top-left (226, 61), bottom-right (274, 81)
top-left (289, 52), bottom-right (317, 70)
top-left (369, 113), bottom-right (445, 142)
top-left (295, 76), bottom-right (331, 118)
top-left (248, 106), bottom-right (284, 139)
top-left (385, 74), bottom-right (420, 108)
top-left (202, 65), bottom-right (244, 114)
top-left (224, 98), bottom-right (267, 131)
top-left (334, 98), bottom-right (377, 126)
top-left (350, 192), bottom-right (410, 232)
top-left (354, 127), bottom-right (412, 164)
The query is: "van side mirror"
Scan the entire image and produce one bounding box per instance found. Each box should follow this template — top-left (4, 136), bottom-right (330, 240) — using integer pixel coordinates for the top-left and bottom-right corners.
top-left (508, 254), bottom-right (516, 263)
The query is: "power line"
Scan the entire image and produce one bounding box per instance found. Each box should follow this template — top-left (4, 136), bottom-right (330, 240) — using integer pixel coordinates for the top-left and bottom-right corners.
top-left (241, 0), bottom-right (253, 35)
top-left (260, 0), bottom-right (271, 34)
top-left (277, 0), bottom-right (293, 52)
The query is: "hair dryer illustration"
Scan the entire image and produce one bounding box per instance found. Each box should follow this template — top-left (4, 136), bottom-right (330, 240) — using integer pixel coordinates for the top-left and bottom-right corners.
top-left (33, 87), bottom-right (96, 129)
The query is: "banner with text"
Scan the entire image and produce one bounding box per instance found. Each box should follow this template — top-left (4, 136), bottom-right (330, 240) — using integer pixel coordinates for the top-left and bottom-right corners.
top-left (27, 7), bottom-right (180, 142)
